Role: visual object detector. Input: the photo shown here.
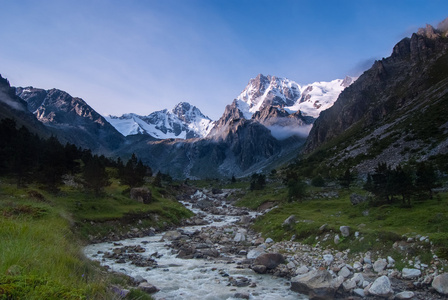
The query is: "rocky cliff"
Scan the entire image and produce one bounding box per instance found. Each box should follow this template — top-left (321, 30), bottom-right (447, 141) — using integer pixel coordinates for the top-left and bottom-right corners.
top-left (304, 20), bottom-right (448, 173)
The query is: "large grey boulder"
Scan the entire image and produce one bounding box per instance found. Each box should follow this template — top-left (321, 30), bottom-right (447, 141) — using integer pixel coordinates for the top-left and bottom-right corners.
top-left (432, 273), bottom-right (448, 295)
top-left (254, 253), bottom-right (285, 269)
top-left (130, 187), bottom-right (152, 204)
top-left (368, 275), bottom-right (393, 297)
top-left (291, 269), bottom-right (344, 300)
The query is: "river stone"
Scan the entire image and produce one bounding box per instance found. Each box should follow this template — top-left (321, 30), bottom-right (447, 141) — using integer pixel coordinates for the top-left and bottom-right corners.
top-left (234, 292), bottom-right (250, 299)
top-left (133, 275), bottom-right (147, 284)
top-left (282, 215), bottom-right (296, 227)
top-left (254, 253), bottom-right (285, 269)
top-left (352, 273), bottom-right (364, 286)
top-left (373, 259), bottom-right (387, 273)
top-left (252, 264), bottom-right (267, 274)
top-left (368, 276), bottom-right (393, 297)
top-left (110, 285), bottom-right (130, 298)
top-left (339, 226), bottom-right (350, 237)
top-left (130, 187), bottom-right (152, 204)
top-left (342, 278), bottom-right (357, 291)
top-left (323, 254), bottom-right (334, 265)
top-left (138, 282), bottom-right (159, 294)
top-left (239, 215), bottom-right (252, 224)
top-left (265, 238), bottom-right (274, 243)
top-left (163, 230), bottom-right (182, 241)
top-left (432, 273), bottom-right (448, 295)
top-left (247, 247), bottom-right (265, 259)
top-left (353, 288), bottom-right (365, 297)
top-left (253, 237), bottom-right (265, 245)
top-left (395, 291), bottom-right (415, 299)
top-left (234, 231), bottom-right (246, 242)
top-left (197, 199), bottom-right (213, 209)
top-left (338, 266), bottom-right (351, 278)
top-left (296, 265), bottom-right (309, 275)
top-left (290, 269), bottom-right (344, 300)
top-left (402, 268), bottom-right (421, 279)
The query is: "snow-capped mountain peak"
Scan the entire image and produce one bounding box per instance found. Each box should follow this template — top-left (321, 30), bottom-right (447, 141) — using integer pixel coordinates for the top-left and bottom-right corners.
top-left (235, 74), bottom-right (355, 119)
top-left (236, 74), bottom-right (301, 119)
top-left (106, 102), bottom-right (215, 139)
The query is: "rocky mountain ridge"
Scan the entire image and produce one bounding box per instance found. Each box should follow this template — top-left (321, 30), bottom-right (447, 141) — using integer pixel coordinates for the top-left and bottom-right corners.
top-left (14, 86), bottom-right (124, 153)
top-left (106, 74), bottom-right (351, 141)
top-left (304, 19), bottom-right (448, 175)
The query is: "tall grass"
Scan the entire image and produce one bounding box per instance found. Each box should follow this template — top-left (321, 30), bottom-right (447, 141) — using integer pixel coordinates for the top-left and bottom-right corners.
top-left (0, 181), bottom-right (163, 299)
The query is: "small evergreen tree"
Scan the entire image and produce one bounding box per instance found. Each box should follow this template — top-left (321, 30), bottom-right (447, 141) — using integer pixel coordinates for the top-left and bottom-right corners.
top-left (287, 178), bottom-right (307, 202)
top-left (339, 168), bottom-right (354, 189)
top-left (83, 155), bottom-right (110, 196)
top-left (311, 174), bottom-right (325, 187)
top-left (250, 173), bottom-right (266, 191)
top-left (415, 162), bottom-right (438, 199)
top-left (120, 153), bottom-right (148, 187)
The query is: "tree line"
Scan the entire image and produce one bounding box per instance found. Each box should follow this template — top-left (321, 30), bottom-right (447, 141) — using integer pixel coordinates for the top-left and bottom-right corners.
top-left (0, 118), bottom-right (156, 195)
top-left (364, 161), bottom-right (438, 206)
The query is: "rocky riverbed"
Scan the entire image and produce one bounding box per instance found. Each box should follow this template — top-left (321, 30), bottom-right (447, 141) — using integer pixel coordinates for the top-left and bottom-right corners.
top-left (84, 188), bottom-right (448, 299)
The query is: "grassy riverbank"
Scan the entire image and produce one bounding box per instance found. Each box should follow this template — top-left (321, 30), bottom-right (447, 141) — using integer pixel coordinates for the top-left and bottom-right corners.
top-left (0, 178), bottom-right (192, 299)
top-left (230, 178), bottom-right (448, 269)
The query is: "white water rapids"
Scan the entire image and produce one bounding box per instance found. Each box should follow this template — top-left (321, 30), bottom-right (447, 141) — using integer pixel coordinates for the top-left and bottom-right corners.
top-left (83, 192), bottom-right (307, 300)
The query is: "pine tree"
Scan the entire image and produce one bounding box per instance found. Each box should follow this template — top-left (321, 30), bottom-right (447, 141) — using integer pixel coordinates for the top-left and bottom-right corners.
top-left (415, 162), bottom-right (438, 199)
top-left (83, 155), bottom-right (110, 196)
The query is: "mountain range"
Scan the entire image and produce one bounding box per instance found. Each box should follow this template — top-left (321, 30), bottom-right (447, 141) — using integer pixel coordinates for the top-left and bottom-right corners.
top-left (2, 73), bottom-right (350, 178)
top-left (1, 18), bottom-right (447, 179)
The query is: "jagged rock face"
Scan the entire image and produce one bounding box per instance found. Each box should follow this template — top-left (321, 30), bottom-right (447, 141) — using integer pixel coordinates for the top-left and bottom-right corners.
top-left (122, 99), bottom-right (306, 178)
top-left (236, 74), bottom-right (354, 119)
top-left (236, 74), bottom-right (302, 118)
top-left (15, 87), bottom-right (124, 152)
top-left (305, 22), bottom-right (448, 153)
top-left (0, 76), bottom-right (50, 137)
top-left (16, 88), bottom-right (105, 125)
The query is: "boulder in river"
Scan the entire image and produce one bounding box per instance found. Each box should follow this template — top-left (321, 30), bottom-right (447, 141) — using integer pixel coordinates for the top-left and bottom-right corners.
top-left (138, 282), bottom-right (159, 294)
top-left (162, 230), bottom-right (182, 241)
top-left (254, 253), bottom-right (285, 269)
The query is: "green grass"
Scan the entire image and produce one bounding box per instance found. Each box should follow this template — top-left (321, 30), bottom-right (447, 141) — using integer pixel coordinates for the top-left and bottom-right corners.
top-left (0, 177), bottom-right (193, 299)
top-left (236, 179), bottom-right (448, 268)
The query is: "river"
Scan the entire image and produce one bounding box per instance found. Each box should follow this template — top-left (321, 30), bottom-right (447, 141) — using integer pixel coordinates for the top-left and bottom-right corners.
top-left (83, 189), bottom-right (306, 300)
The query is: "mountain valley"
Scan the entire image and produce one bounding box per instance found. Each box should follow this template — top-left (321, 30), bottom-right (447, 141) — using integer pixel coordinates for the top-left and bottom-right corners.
top-left (2, 18), bottom-right (448, 300)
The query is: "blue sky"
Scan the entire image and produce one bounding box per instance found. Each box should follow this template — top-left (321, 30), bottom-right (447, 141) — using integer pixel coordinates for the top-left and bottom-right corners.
top-left (1, 0), bottom-right (447, 120)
